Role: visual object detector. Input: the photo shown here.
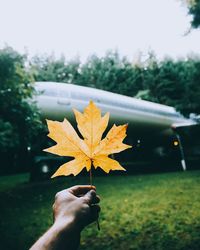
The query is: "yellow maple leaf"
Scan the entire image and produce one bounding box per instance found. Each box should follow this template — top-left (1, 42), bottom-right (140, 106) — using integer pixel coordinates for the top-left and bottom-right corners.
top-left (44, 101), bottom-right (132, 177)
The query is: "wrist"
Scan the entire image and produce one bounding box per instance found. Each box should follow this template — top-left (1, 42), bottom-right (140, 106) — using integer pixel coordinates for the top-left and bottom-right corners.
top-left (53, 215), bottom-right (81, 237)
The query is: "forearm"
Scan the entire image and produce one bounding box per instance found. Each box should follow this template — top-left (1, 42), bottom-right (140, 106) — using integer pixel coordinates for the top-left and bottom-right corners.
top-left (30, 218), bottom-right (81, 250)
top-left (30, 186), bottom-right (100, 250)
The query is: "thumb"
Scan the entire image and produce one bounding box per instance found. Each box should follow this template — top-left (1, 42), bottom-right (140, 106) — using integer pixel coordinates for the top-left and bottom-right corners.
top-left (82, 189), bottom-right (96, 205)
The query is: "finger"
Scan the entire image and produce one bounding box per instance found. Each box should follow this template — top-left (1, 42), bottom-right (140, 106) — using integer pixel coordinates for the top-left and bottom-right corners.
top-left (91, 204), bottom-right (101, 213)
top-left (86, 192), bottom-right (100, 205)
top-left (93, 195), bottom-right (100, 204)
top-left (68, 185), bottom-right (96, 196)
top-left (82, 189), bottom-right (97, 205)
top-left (90, 204), bottom-right (101, 221)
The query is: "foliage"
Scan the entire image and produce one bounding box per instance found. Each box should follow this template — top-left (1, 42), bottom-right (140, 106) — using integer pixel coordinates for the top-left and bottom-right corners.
top-left (0, 47), bottom-right (43, 172)
top-left (31, 51), bottom-right (144, 97)
top-left (76, 52), bottom-right (144, 96)
top-left (185, 0), bottom-right (200, 28)
top-left (45, 101), bottom-right (131, 177)
top-left (30, 54), bottom-right (81, 83)
top-left (0, 119), bottom-right (19, 152)
top-left (0, 171), bottom-right (200, 250)
top-left (142, 55), bottom-right (200, 116)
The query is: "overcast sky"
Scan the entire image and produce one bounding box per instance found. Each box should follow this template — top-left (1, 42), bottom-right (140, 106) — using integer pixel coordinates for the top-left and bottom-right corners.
top-left (0, 0), bottom-right (199, 61)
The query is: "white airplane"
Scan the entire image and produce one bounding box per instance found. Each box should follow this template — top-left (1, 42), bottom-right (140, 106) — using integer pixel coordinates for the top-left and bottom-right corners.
top-left (34, 81), bottom-right (195, 133)
top-left (33, 81), bottom-right (197, 173)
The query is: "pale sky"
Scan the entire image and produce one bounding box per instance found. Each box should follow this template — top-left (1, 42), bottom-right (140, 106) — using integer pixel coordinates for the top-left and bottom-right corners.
top-left (0, 0), bottom-right (199, 61)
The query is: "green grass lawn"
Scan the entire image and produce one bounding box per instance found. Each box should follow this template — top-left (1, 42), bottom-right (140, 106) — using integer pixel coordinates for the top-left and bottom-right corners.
top-left (0, 170), bottom-right (200, 250)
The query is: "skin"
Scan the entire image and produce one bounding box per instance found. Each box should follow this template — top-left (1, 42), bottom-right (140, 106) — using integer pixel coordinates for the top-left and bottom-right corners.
top-left (30, 185), bottom-right (100, 250)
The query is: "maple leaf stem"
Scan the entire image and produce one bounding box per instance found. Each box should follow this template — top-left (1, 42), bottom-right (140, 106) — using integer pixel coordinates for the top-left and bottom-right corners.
top-left (96, 218), bottom-right (100, 231)
top-left (89, 167), bottom-right (93, 186)
top-left (90, 164), bottom-right (100, 231)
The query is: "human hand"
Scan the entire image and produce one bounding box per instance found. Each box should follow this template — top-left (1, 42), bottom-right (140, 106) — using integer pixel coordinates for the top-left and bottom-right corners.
top-left (30, 185), bottom-right (100, 250)
top-left (53, 185), bottom-right (100, 233)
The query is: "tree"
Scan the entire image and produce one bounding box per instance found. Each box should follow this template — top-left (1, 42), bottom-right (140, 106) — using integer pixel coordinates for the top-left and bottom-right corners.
top-left (30, 54), bottom-right (81, 84)
top-left (76, 51), bottom-right (144, 97)
top-left (141, 55), bottom-right (200, 116)
top-left (185, 0), bottom-right (200, 28)
top-left (184, 60), bottom-right (200, 114)
top-left (30, 51), bottom-right (144, 97)
top-left (0, 47), bottom-right (43, 173)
